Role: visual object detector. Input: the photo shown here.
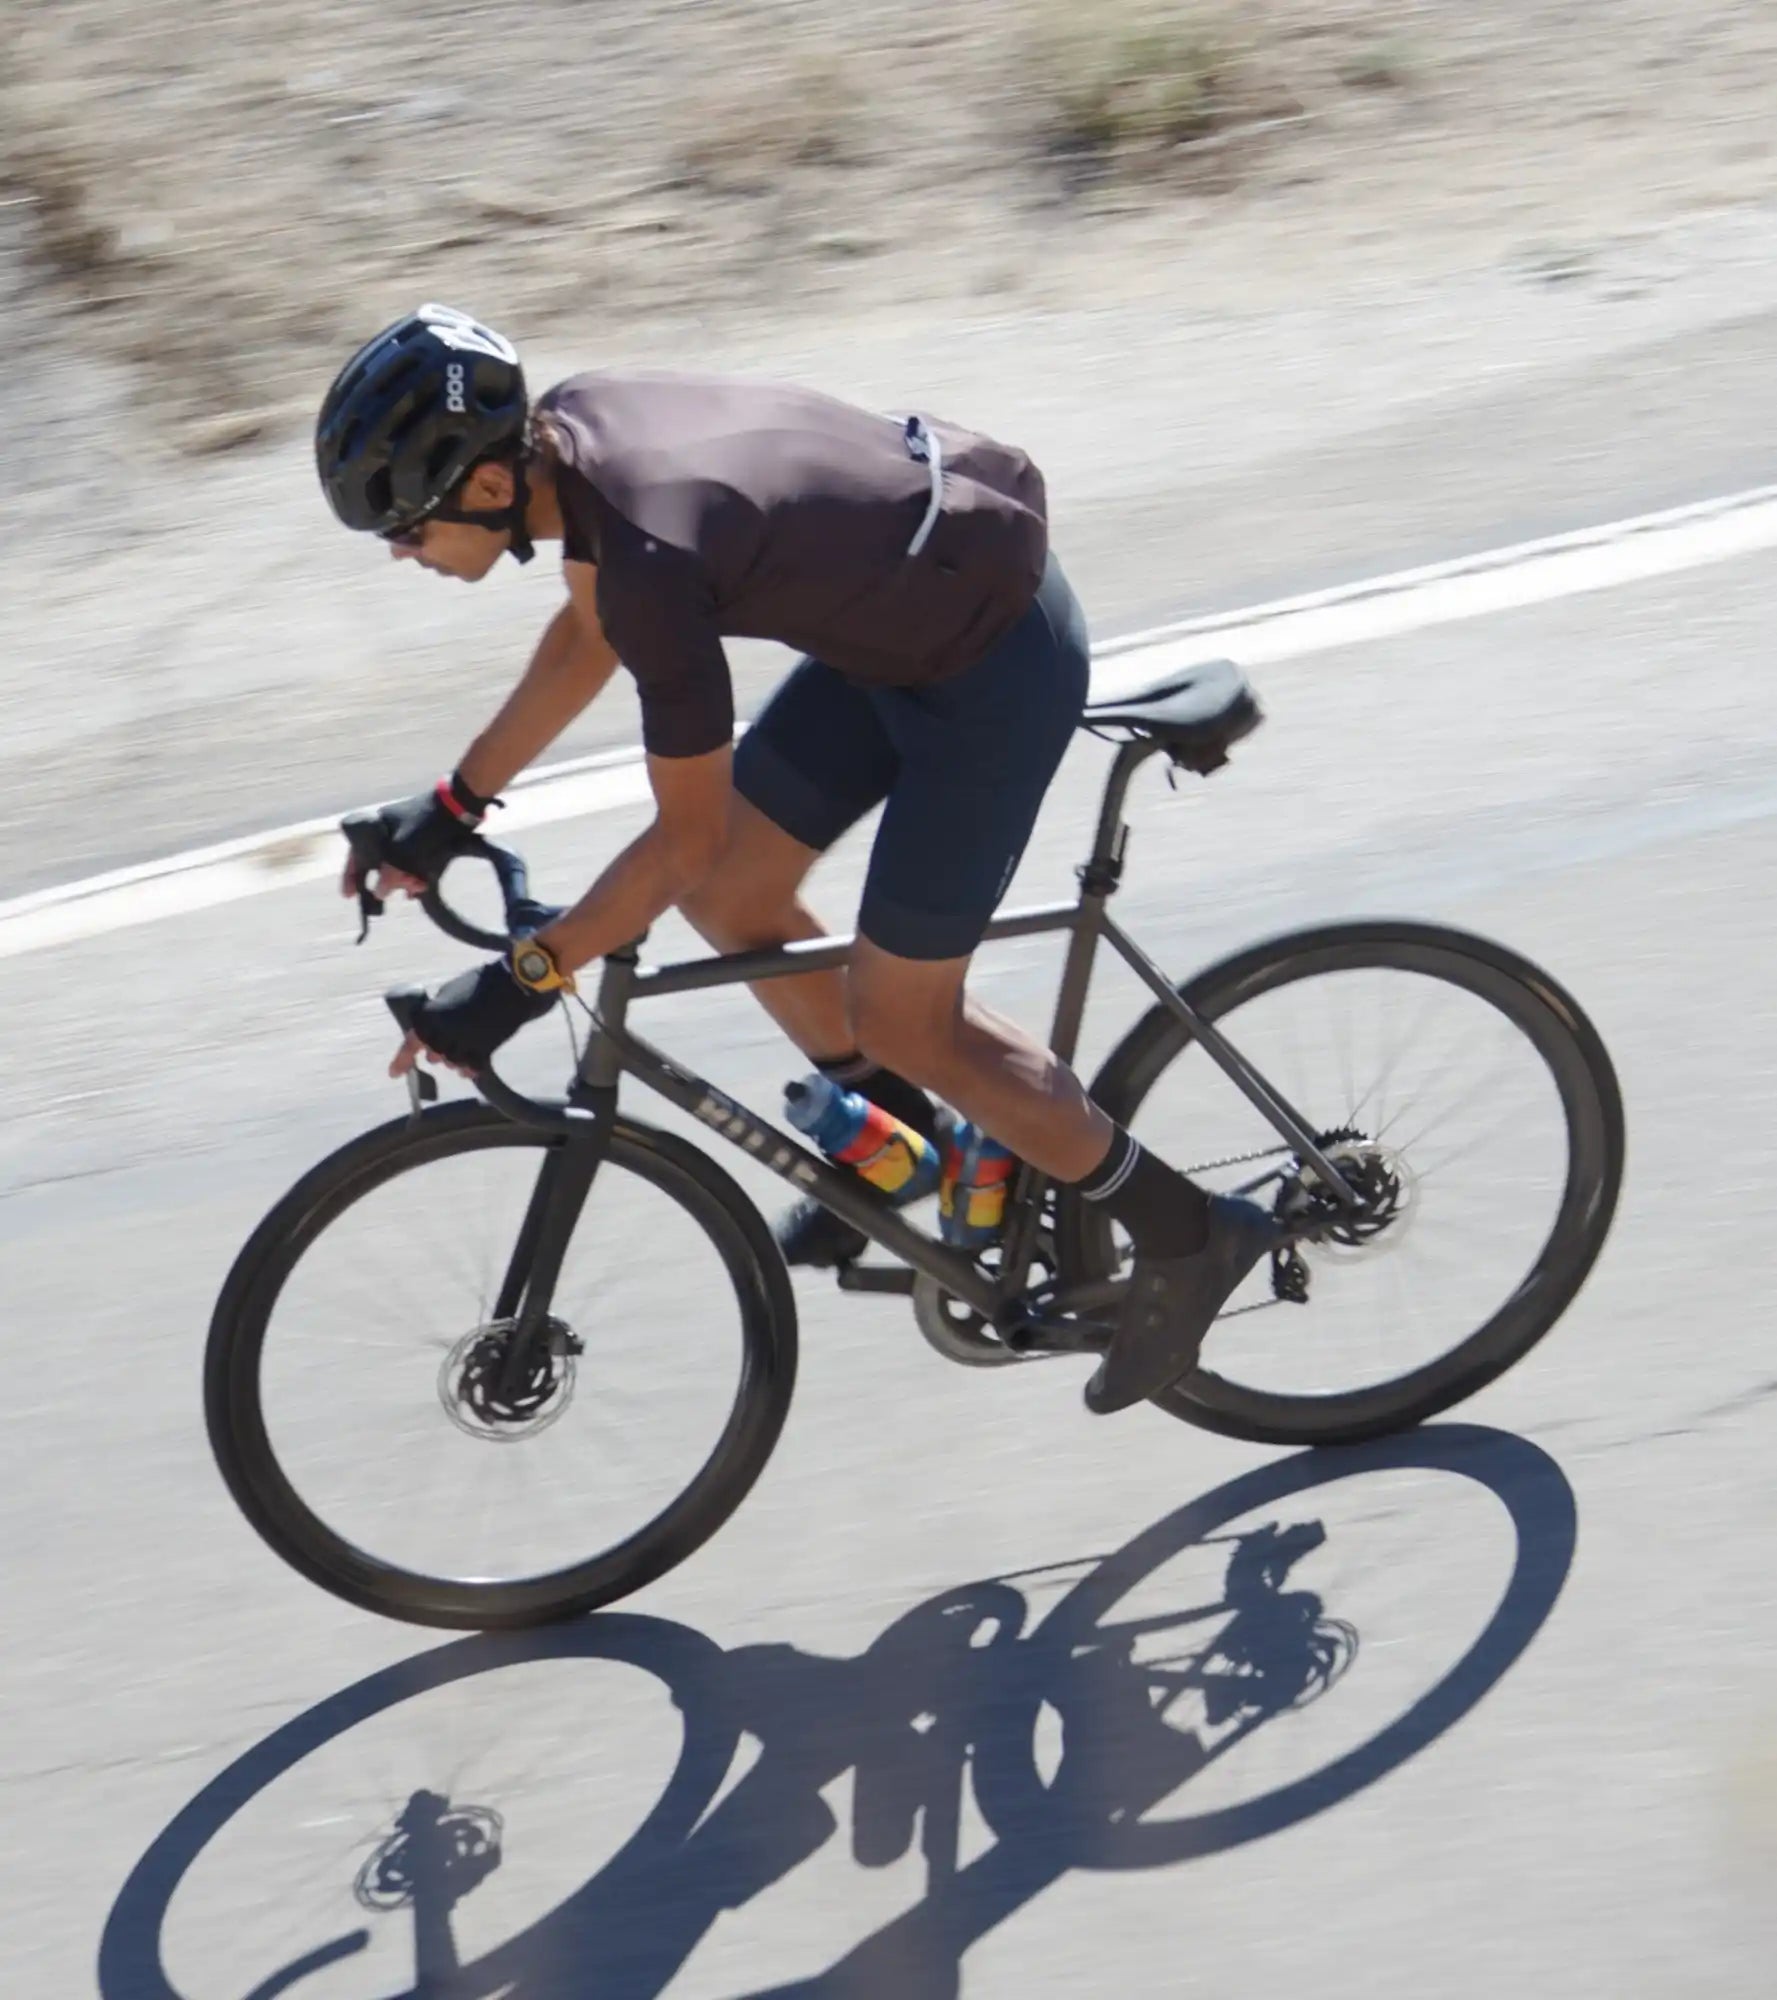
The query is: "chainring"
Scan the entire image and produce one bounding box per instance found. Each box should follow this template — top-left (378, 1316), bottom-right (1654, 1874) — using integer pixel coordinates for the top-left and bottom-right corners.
top-left (911, 1234), bottom-right (1060, 1368)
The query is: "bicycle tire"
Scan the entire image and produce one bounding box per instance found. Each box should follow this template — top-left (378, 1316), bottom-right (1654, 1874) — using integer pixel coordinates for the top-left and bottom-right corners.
top-left (1059, 920), bottom-right (1624, 1446)
top-left (206, 1100), bottom-right (798, 1629)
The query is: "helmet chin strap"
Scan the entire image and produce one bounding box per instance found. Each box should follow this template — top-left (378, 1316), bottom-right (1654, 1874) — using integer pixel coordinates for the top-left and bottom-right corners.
top-left (433, 458), bottom-right (535, 564)
top-left (505, 458), bottom-right (535, 565)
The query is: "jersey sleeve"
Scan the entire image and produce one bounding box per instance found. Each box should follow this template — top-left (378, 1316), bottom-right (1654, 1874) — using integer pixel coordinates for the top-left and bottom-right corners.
top-left (594, 515), bottom-right (736, 759)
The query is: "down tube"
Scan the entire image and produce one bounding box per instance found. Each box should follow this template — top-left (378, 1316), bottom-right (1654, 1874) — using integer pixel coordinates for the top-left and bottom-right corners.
top-left (609, 1030), bottom-right (1007, 1319)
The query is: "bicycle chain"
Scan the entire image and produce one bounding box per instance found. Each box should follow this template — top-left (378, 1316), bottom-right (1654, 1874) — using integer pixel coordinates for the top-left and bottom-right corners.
top-left (1183, 1143), bottom-right (1293, 1177)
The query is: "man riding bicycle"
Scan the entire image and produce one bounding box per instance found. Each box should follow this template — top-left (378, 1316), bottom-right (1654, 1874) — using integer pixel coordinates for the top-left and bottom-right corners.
top-left (315, 302), bottom-right (1276, 1415)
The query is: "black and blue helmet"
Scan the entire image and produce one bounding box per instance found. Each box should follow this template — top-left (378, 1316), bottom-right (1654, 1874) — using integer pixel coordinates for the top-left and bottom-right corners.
top-left (315, 303), bottom-right (528, 536)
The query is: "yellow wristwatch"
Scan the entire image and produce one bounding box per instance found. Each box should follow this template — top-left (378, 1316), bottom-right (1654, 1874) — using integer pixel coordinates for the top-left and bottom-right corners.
top-left (509, 936), bottom-right (577, 995)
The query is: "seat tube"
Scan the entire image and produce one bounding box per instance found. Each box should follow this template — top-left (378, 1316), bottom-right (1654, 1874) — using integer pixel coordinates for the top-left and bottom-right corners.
top-left (998, 741), bottom-right (1150, 1294)
top-left (1049, 741), bottom-right (1149, 1066)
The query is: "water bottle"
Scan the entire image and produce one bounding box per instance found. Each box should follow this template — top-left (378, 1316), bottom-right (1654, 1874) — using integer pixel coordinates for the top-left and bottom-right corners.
top-left (940, 1119), bottom-right (1015, 1250)
top-left (784, 1075), bottom-right (940, 1204)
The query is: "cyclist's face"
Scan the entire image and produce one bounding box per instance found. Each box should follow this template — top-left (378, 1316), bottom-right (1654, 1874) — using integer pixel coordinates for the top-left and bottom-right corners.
top-left (385, 461), bottom-right (515, 582)
top-left (388, 515), bottom-right (504, 582)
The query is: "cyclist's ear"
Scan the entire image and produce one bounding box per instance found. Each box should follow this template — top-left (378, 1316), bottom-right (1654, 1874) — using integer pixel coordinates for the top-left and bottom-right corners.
top-left (461, 459), bottom-right (515, 509)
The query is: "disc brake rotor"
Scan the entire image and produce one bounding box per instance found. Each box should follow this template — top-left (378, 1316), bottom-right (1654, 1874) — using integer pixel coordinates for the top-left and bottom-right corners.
top-left (438, 1318), bottom-right (582, 1441)
top-left (1275, 1129), bottom-right (1418, 1278)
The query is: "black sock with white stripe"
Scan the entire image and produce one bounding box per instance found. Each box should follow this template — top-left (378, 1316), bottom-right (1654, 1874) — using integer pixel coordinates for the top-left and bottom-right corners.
top-left (1076, 1125), bottom-right (1211, 1256)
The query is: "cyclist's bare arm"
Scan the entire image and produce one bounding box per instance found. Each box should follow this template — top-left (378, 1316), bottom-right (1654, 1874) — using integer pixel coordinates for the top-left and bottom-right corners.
top-left (535, 743), bottom-right (732, 975)
top-left (457, 566), bottom-right (621, 800)
top-left (345, 567), bottom-right (620, 900)
top-left (518, 558), bottom-right (734, 974)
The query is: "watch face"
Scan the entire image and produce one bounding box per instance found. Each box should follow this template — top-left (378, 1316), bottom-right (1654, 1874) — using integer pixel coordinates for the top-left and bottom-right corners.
top-left (515, 946), bottom-right (553, 987)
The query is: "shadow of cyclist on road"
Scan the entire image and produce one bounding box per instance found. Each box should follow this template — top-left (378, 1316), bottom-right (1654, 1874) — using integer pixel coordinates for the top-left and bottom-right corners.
top-left (103, 1424), bottom-right (1576, 2000)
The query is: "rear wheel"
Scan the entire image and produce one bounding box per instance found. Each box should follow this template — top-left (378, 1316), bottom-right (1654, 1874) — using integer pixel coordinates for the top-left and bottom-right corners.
top-left (206, 1102), bottom-right (798, 1629)
top-left (1062, 921), bottom-right (1623, 1445)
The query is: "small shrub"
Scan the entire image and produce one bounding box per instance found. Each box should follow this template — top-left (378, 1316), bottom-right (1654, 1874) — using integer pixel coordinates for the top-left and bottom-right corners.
top-left (1026, 3), bottom-right (1298, 176)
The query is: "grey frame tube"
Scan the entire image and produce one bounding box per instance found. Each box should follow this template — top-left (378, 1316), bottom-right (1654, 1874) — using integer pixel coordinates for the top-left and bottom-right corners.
top-left (1099, 914), bottom-right (1361, 1205)
top-left (630, 901), bottom-right (1082, 1000)
top-left (600, 1017), bottom-right (1007, 1319)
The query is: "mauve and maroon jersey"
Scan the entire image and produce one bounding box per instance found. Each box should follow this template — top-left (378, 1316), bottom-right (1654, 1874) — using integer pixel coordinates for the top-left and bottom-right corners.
top-left (535, 372), bottom-right (1049, 756)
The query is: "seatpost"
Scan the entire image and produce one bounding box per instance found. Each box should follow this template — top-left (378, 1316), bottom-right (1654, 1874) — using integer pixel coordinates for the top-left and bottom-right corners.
top-left (1048, 741), bottom-right (1153, 1068)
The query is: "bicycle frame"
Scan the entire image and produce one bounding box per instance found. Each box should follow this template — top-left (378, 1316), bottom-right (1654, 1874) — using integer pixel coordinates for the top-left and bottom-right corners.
top-left (481, 738), bottom-right (1359, 1357)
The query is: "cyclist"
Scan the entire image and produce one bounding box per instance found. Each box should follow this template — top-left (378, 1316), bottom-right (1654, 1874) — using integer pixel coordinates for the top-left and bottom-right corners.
top-left (316, 303), bottom-right (1276, 1414)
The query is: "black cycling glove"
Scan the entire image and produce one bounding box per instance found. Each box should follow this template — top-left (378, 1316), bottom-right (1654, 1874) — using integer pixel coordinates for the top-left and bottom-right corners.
top-left (375, 772), bottom-right (497, 884)
top-left (405, 959), bottom-right (557, 1070)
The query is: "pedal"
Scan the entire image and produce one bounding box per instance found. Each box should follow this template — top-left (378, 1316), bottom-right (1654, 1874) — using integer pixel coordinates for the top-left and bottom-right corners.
top-left (998, 1314), bottom-right (1110, 1357)
top-left (835, 1263), bottom-right (918, 1295)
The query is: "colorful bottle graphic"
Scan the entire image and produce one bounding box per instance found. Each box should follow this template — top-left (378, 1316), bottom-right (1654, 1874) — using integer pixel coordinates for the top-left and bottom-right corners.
top-left (784, 1075), bottom-right (941, 1204)
top-left (940, 1119), bottom-right (1015, 1249)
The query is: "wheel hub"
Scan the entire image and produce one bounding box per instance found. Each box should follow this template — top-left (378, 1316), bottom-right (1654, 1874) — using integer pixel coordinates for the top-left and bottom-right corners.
top-left (438, 1318), bottom-right (582, 1440)
top-left (1271, 1129), bottom-right (1417, 1300)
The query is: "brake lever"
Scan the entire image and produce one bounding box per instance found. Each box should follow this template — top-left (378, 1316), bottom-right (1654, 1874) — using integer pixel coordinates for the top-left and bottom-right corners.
top-left (341, 812), bottom-right (391, 945)
top-left (386, 982), bottom-right (441, 1115)
top-left (355, 882), bottom-right (386, 945)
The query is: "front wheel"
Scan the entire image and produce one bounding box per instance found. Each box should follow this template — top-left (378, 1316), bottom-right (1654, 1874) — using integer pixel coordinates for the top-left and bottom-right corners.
top-left (1062, 921), bottom-right (1623, 1446)
top-left (206, 1102), bottom-right (798, 1629)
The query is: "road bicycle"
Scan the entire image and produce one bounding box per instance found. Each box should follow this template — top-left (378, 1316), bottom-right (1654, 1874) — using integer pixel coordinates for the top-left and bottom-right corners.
top-left (205, 660), bottom-right (1622, 1630)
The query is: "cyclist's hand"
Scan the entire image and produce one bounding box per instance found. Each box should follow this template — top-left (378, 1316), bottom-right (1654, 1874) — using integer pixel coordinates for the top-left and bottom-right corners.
top-left (389, 958), bottom-right (556, 1078)
top-left (343, 775), bottom-right (491, 902)
top-left (340, 853), bottom-right (427, 902)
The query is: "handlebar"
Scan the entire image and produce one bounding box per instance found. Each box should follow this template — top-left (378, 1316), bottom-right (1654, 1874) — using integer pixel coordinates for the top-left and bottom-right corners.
top-left (340, 810), bottom-right (565, 952)
top-left (344, 810), bottom-right (584, 1130)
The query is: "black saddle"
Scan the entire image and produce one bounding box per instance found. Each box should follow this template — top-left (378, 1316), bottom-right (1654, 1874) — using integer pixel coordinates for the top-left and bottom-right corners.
top-left (1080, 658), bottom-right (1262, 773)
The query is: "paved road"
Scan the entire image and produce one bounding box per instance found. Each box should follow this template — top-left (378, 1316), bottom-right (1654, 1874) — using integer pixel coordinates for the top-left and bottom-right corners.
top-left (6, 484), bottom-right (1777, 1996)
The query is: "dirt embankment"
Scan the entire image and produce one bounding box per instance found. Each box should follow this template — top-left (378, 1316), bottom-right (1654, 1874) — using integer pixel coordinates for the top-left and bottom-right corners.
top-left (5, 1), bottom-right (1777, 459)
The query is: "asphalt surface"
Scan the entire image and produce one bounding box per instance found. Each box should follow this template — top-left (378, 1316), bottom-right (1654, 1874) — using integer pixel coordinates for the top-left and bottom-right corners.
top-left (7, 429), bottom-right (1777, 1997)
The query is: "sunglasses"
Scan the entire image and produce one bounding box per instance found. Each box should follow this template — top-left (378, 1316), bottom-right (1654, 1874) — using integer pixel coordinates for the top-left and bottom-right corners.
top-left (378, 515), bottom-right (432, 548)
top-left (378, 495), bottom-right (512, 547)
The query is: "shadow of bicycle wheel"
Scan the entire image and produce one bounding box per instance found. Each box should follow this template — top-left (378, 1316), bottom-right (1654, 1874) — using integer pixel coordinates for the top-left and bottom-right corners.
top-left (100, 1423), bottom-right (1574, 2000)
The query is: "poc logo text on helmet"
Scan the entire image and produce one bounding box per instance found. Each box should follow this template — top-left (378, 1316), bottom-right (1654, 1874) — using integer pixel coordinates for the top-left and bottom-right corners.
top-left (444, 362), bottom-right (467, 415)
top-left (420, 302), bottom-right (520, 363)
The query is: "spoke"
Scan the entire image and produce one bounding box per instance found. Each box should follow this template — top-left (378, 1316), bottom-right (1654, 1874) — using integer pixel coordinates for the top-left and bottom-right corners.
top-left (325, 1224), bottom-right (451, 1334)
top-left (1349, 974), bottom-right (1442, 1134)
top-left (1376, 968), bottom-right (1399, 1135)
top-left (1383, 1025), bottom-right (1527, 1156)
top-left (1409, 1094), bottom-right (1548, 1181)
top-left (1337, 975), bottom-right (1357, 1128)
top-left (1368, 1000), bottom-right (1487, 1148)
top-left (1282, 987), bottom-right (1311, 1132)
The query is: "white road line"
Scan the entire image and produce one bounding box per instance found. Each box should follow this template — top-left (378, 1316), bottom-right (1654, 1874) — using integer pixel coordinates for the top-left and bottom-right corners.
top-left (7, 481), bottom-right (1777, 962)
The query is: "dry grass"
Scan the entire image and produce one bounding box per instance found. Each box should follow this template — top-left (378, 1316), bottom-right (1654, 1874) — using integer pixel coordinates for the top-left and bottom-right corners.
top-left (1025, 3), bottom-right (1304, 177)
top-left (1336, 34), bottom-right (1418, 92)
top-left (676, 57), bottom-right (867, 194)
